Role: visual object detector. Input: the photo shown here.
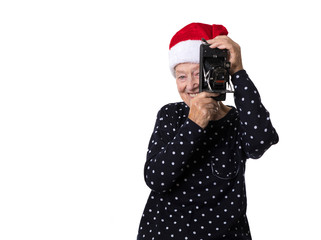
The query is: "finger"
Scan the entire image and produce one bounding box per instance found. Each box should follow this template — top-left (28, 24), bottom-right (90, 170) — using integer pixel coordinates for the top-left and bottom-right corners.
top-left (203, 99), bottom-right (219, 108)
top-left (206, 35), bottom-right (230, 44)
top-left (210, 44), bottom-right (226, 50)
top-left (198, 91), bottom-right (221, 98)
top-left (203, 101), bottom-right (220, 110)
top-left (210, 41), bottom-right (233, 51)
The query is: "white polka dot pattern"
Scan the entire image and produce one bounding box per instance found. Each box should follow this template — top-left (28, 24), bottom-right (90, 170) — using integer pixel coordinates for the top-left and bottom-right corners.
top-left (137, 70), bottom-right (279, 240)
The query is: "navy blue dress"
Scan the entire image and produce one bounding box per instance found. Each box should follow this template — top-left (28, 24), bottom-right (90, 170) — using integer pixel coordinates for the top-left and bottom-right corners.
top-left (137, 70), bottom-right (279, 240)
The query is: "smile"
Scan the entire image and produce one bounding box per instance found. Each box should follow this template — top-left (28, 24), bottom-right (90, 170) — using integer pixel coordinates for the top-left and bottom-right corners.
top-left (189, 93), bottom-right (199, 97)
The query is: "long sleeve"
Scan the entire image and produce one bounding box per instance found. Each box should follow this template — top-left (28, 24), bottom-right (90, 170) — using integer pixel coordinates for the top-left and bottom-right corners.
top-left (138, 76), bottom-right (278, 239)
top-left (231, 70), bottom-right (279, 159)
top-left (144, 104), bottom-right (205, 193)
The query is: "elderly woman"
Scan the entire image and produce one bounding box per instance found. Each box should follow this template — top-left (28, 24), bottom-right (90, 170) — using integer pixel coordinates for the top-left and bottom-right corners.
top-left (137, 23), bottom-right (279, 240)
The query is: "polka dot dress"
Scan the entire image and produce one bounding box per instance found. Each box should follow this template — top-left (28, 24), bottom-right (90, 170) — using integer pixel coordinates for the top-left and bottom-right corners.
top-left (137, 70), bottom-right (279, 240)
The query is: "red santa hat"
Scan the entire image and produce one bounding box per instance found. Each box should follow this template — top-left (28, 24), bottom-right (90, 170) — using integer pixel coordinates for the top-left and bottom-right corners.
top-left (168, 23), bottom-right (228, 77)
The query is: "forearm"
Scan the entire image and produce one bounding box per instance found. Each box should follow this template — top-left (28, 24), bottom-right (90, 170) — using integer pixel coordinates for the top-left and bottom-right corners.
top-left (144, 118), bottom-right (204, 193)
top-left (232, 70), bottom-right (279, 159)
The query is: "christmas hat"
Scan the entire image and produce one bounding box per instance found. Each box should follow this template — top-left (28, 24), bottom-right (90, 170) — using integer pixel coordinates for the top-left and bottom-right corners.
top-left (168, 23), bottom-right (228, 77)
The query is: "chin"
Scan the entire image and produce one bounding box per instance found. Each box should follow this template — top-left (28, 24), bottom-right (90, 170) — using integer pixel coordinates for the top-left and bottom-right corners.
top-left (179, 94), bottom-right (191, 106)
top-left (183, 99), bottom-right (191, 107)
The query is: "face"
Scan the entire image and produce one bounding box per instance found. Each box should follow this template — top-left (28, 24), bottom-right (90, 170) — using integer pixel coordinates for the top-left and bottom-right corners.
top-left (175, 63), bottom-right (200, 107)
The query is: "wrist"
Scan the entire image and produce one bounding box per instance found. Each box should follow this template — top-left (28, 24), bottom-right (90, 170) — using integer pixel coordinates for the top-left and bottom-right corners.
top-left (230, 66), bottom-right (244, 75)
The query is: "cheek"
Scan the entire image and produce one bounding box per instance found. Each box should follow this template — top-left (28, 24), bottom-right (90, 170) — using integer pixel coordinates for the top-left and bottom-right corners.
top-left (176, 81), bottom-right (186, 93)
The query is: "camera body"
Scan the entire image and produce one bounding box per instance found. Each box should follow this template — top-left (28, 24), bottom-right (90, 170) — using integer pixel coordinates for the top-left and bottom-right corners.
top-left (199, 39), bottom-right (233, 101)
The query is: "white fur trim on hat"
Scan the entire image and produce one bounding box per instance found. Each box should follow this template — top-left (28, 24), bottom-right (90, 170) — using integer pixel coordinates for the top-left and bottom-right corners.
top-left (168, 40), bottom-right (202, 77)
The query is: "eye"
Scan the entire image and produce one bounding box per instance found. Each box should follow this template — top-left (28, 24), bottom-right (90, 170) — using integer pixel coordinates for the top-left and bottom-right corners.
top-left (177, 75), bottom-right (186, 80)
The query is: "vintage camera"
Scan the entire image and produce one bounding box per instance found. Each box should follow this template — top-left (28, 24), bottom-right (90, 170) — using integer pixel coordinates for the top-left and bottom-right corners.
top-left (199, 39), bottom-right (234, 101)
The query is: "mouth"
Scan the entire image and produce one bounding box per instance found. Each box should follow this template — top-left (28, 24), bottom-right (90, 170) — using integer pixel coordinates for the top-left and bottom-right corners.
top-left (188, 93), bottom-right (199, 98)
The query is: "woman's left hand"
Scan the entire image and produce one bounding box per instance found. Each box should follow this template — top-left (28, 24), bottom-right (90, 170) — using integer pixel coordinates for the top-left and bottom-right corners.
top-left (206, 36), bottom-right (243, 75)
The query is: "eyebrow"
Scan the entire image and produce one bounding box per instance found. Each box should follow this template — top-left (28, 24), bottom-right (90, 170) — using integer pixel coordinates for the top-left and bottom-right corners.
top-left (176, 67), bottom-right (199, 74)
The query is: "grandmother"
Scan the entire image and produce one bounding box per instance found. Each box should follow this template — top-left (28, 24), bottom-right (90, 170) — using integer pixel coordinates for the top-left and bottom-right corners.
top-left (137, 23), bottom-right (279, 240)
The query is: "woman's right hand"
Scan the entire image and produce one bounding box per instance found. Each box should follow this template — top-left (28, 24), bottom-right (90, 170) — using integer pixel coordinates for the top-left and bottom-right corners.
top-left (188, 92), bottom-right (220, 129)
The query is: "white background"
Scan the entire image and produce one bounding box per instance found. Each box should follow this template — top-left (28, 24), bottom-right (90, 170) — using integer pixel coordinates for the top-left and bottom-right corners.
top-left (0, 0), bottom-right (320, 239)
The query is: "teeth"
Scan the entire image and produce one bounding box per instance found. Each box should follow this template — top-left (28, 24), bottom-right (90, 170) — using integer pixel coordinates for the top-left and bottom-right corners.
top-left (189, 93), bottom-right (198, 97)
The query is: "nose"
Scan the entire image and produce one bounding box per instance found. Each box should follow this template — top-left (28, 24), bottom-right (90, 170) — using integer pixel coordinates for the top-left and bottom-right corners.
top-left (187, 75), bottom-right (199, 91)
